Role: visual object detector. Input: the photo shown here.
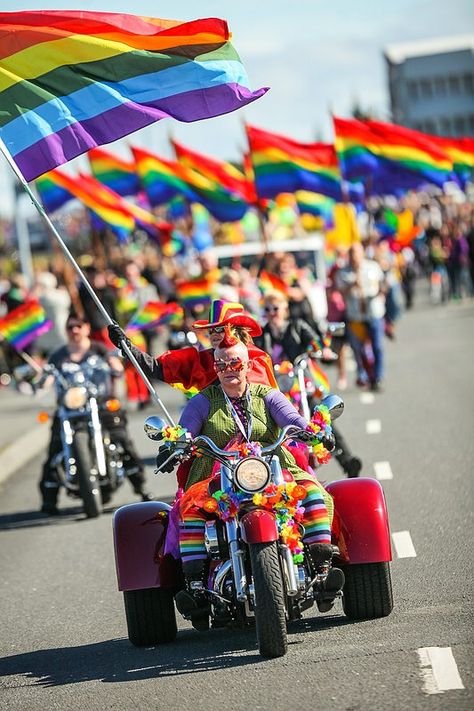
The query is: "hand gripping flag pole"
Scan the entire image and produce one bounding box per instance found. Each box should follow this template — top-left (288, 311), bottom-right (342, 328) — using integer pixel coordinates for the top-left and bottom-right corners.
top-left (0, 138), bottom-right (176, 426)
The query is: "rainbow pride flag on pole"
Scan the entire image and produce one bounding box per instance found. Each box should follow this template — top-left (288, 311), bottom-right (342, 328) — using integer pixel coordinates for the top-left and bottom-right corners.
top-left (133, 146), bottom-right (248, 222)
top-left (172, 139), bottom-right (256, 202)
top-left (0, 300), bottom-right (52, 350)
top-left (0, 10), bottom-right (267, 182)
top-left (175, 277), bottom-right (215, 308)
top-left (429, 136), bottom-right (474, 187)
top-left (246, 124), bottom-right (362, 203)
top-left (258, 270), bottom-right (289, 296)
top-left (334, 116), bottom-right (453, 192)
top-left (126, 301), bottom-right (183, 331)
top-left (88, 147), bottom-right (140, 196)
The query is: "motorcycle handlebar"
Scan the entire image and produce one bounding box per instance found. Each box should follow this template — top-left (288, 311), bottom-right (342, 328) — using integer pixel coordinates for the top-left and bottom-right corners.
top-left (189, 424), bottom-right (305, 458)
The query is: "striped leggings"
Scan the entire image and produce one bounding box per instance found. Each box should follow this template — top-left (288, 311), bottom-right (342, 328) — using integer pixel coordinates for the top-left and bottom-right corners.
top-left (179, 478), bottom-right (332, 563)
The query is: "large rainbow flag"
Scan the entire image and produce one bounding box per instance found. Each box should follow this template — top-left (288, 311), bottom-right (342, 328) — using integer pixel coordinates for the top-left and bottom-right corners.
top-left (0, 300), bottom-right (52, 350)
top-left (334, 116), bottom-right (453, 192)
top-left (88, 147), bottom-right (140, 196)
top-left (172, 139), bottom-right (256, 202)
top-left (0, 10), bottom-right (267, 182)
top-left (429, 136), bottom-right (474, 186)
top-left (133, 146), bottom-right (248, 222)
top-left (246, 124), bottom-right (362, 202)
top-left (295, 191), bottom-right (335, 221)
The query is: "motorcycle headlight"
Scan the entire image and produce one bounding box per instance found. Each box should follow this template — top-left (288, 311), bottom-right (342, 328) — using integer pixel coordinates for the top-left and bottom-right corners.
top-left (234, 457), bottom-right (270, 493)
top-left (63, 387), bottom-right (87, 409)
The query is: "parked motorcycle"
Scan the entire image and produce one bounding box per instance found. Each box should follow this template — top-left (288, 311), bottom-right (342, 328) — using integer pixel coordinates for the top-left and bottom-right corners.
top-left (39, 356), bottom-right (127, 517)
top-left (113, 395), bottom-right (393, 658)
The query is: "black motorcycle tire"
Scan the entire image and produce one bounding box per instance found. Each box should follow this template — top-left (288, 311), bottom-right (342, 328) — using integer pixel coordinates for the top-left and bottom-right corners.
top-left (124, 587), bottom-right (177, 647)
top-left (72, 431), bottom-right (101, 519)
top-left (249, 541), bottom-right (287, 658)
top-left (341, 561), bottom-right (393, 619)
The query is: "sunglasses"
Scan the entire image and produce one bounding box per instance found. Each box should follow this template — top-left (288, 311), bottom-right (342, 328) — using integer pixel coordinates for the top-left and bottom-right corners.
top-left (208, 326), bottom-right (225, 334)
top-left (264, 306), bottom-right (280, 313)
top-left (213, 357), bottom-right (247, 373)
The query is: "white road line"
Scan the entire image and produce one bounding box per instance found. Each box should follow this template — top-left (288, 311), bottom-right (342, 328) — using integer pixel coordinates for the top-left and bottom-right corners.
top-left (366, 419), bottom-right (381, 434)
top-left (374, 461), bottom-right (393, 480)
top-left (392, 530), bottom-right (417, 558)
top-left (360, 392), bottom-right (375, 405)
top-left (417, 647), bottom-right (465, 694)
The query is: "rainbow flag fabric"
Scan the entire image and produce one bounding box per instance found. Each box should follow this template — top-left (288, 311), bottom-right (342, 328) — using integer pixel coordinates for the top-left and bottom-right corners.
top-left (295, 191), bottom-right (335, 220)
top-left (246, 124), bottom-right (362, 202)
top-left (35, 173), bottom-right (74, 213)
top-left (0, 10), bottom-right (267, 182)
top-left (172, 139), bottom-right (255, 202)
top-left (127, 301), bottom-right (183, 331)
top-left (133, 146), bottom-right (248, 222)
top-left (175, 277), bottom-right (214, 308)
top-left (429, 136), bottom-right (474, 187)
top-left (88, 147), bottom-right (140, 196)
top-left (334, 116), bottom-right (453, 192)
top-left (0, 300), bottom-right (52, 350)
top-left (308, 360), bottom-right (330, 395)
top-left (258, 270), bottom-right (289, 296)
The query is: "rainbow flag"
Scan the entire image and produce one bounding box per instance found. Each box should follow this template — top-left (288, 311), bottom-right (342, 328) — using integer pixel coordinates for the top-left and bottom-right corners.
top-left (0, 300), bottom-right (52, 350)
top-left (334, 116), bottom-right (453, 192)
top-left (0, 10), bottom-right (267, 182)
top-left (88, 147), bottom-right (140, 196)
top-left (429, 136), bottom-right (474, 186)
top-left (133, 146), bottom-right (248, 222)
top-left (258, 270), bottom-right (289, 296)
top-left (36, 169), bottom-right (135, 242)
top-left (35, 173), bottom-right (74, 213)
top-left (127, 301), bottom-right (183, 331)
top-left (172, 139), bottom-right (256, 202)
top-left (295, 191), bottom-right (335, 221)
top-left (308, 360), bottom-right (330, 396)
top-left (175, 277), bottom-right (214, 308)
top-left (246, 124), bottom-right (362, 202)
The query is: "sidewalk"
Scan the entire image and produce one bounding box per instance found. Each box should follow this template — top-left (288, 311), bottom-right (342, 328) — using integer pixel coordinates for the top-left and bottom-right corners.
top-left (0, 386), bottom-right (55, 487)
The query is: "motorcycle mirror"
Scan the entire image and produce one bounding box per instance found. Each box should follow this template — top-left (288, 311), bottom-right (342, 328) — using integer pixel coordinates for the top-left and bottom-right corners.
top-left (144, 415), bottom-right (166, 440)
top-left (319, 394), bottom-right (344, 420)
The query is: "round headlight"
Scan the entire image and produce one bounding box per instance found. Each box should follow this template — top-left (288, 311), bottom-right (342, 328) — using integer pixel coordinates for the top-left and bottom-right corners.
top-left (63, 387), bottom-right (87, 409)
top-left (235, 457), bottom-right (270, 493)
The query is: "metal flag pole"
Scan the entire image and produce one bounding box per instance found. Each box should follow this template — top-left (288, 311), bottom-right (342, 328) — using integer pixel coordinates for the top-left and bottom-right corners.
top-left (0, 139), bottom-right (176, 426)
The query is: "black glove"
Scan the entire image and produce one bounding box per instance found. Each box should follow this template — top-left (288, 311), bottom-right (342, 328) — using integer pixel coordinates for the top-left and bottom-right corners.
top-left (108, 324), bottom-right (131, 352)
top-left (321, 433), bottom-right (336, 452)
top-left (155, 444), bottom-right (177, 473)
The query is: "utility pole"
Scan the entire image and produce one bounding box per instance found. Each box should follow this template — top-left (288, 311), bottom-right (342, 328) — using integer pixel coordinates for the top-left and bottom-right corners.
top-left (14, 187), bottom-right (34, 288)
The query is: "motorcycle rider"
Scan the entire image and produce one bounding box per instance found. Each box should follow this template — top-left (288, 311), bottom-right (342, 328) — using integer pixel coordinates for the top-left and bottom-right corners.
top-left (107, 299), bottom-right (277, 393)
top-left (254, 290), bottom-right (362, 478)
top-left (167, 338), bottom-right (344, 630)
top-left (39, 314), bottom-right (151, 515)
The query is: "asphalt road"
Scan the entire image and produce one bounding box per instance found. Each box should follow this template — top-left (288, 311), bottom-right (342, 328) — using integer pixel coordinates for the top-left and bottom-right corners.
top-left (0, 293), bottom-right (473, 711)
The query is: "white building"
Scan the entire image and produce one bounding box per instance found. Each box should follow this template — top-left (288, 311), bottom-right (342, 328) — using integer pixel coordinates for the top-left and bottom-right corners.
top-left (384, 35), bottom-right (474, 137)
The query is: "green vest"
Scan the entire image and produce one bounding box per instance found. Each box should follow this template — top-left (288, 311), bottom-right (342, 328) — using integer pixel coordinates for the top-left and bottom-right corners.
top-left (184, 383), bottom-right (333, 518)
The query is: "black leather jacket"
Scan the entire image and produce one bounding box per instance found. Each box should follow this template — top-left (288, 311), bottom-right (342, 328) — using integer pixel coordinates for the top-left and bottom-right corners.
top-left (254, 319), bottom-right (322, 363)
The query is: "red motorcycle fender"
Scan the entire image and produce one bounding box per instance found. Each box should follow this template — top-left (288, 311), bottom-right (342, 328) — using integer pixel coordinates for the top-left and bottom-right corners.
top-left (113, 501), bottom-right (181, 592)
top-left (240, 509), bottom-right (279, 544)
top-left (326, 478), bottom-right (392, 564)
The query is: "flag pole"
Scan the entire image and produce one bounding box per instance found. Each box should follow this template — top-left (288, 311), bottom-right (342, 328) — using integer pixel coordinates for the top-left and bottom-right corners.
top-left (0, 140), bottom-right (176, 426)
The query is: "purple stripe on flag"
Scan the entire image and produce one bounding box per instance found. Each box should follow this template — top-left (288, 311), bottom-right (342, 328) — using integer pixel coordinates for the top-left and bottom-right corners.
top-left (13, 320), bottom-right (53, 350)
top-left (13, 83), bottom-right (267, 182)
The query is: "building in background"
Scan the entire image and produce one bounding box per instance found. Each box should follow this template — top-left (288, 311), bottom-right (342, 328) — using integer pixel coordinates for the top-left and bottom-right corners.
top-left (384, 35), bottom-right (474, 137)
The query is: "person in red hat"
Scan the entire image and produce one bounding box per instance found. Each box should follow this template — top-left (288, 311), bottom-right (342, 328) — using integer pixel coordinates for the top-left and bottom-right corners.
top-left (107, 300), bottom-right (277, 394)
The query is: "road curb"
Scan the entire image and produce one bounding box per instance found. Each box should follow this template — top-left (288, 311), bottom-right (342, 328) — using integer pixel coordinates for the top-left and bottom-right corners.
top-left (0, 425), bottom-right (48, 487)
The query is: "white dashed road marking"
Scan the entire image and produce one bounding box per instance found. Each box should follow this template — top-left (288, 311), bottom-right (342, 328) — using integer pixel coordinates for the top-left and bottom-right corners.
top-left (374, 461), bottom-right (393, 480)
top-left (366, 419), bottom-right (381, 434)
top-left (392, 530), bottom-right (417, 558)
top-left (360, 392), bottom-right (375, 404)
top-left (417, 647), bottom-right (465, 694)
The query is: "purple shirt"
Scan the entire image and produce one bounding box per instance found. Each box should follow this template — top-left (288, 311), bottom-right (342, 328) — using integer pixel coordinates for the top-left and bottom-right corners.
top-left (180, 388), bottom-right (307, 437)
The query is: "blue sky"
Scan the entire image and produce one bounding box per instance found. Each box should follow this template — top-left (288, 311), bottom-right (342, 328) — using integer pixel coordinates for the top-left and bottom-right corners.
top-left (0, 0), bottom-right (473, 216)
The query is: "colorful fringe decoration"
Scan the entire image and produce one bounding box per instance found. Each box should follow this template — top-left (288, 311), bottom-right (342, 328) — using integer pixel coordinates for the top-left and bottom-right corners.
top-left (0, 10), bottom-right (267, 181)
top-left (0, 300), bottom-right (52, 350)
top-left (305, 405), bottom-right (333, 464)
